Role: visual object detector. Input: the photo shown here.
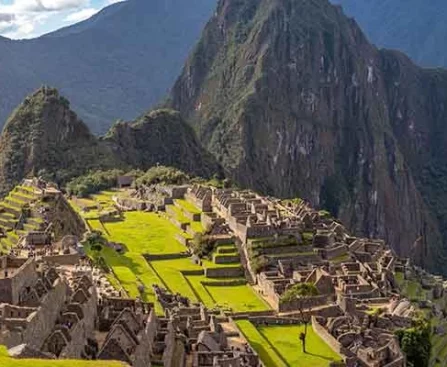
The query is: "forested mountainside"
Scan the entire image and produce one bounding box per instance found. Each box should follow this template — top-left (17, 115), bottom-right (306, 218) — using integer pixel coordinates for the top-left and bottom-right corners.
top-left (0, 0), bottom-right (216, 134)
top-left (0, 87), bottom-right (219, 195)
top-left (170, 0), bottom-right (447, 274)
top-left (332, 0), bottom-right (447, 68)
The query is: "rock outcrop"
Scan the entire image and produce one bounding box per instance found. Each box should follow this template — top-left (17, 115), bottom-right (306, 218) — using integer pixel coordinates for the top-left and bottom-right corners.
top-left (103, 109), bottom-right (222, 178)
top-left (170, 0), bottom-right (447, 272)
top-left (0, 87), bottom-right (117, 194)
top-left (0, 88), bottom-right (220, 196)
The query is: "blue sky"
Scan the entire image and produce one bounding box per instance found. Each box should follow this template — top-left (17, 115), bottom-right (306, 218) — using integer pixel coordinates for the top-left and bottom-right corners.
top-left (0, 0), bottom-right (123, 39)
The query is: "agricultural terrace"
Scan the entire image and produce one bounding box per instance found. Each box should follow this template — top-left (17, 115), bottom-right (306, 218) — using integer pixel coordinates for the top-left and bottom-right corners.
top-left (0, 185), bottom-right (43, 251)
top-left (236, 320), bottom-right (342, 367)
top-left (70, 191), bottom-right (269, 314)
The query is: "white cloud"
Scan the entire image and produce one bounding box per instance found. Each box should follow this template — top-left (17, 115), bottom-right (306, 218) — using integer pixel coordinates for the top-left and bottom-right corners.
top-left (0, 0), bottom-right (88, 13)
top-left (0, 0), bottom-right (121, 39)
top-left (64, 6), bottom-right (97, 22)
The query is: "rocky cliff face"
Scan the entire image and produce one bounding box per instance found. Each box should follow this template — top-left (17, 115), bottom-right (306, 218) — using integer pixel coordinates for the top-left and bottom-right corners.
top-left (171, 0), bottom-right (447, 272)
top-left (0, 87), bottom-right (117, 194)
top-left (0, 88), bottom-right (219, 196)
top-left (103, 109), bottom-right (222, 178)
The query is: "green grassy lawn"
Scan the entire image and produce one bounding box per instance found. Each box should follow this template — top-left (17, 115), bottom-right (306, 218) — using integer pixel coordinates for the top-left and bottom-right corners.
top-left (0, 346), bottom-right (124, 367)
top-left (104, 212), bottom-right (187, 255)
top-left (258, 324), bottom-right (342, 367)
top-left (167, 204), bottom-right (190, 224)
top-left (175, 199), bottom-right (201, 214)
top-left (151, 258), bottom-right (204, 302)
top-left (236, 320), bottom-right (287, 367)
top-left (87, 219), bottom-right (104, 232)
top-left (74, 198), bottom-right (270, 315)
top-left (190, 221), bottom-right (204, 233)
top-left (205, 284), bottom-right (269, 312)
top-left (185, 275), bottom-right (216, 306)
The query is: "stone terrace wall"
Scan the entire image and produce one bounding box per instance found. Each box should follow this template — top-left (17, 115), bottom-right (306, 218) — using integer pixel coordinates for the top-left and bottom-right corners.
top-left (249, 317), bottom-right (302, 325)
top-left (278, 295), bottom-right (329, 313)
top-left (42, 253), bottom-right (80, 266)
top-left (204, 266), bottom-right (243, 278)
top-left (311, 316), bottom-right (349, 358)
top-left (213, 254), bottom-right (240, 264)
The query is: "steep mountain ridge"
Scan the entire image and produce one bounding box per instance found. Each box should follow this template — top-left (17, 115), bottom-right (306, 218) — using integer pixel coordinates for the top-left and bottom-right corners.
top-left (0, 0), bottom-right (217, 133)
top-left (171, 0), bottom-right (447, 272)
top-left (0, 87), bottom-right (218, 195)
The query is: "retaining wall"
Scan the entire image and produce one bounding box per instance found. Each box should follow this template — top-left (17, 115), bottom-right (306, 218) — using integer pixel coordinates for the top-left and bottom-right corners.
top-left (204, 266), bottom-right (243, 278)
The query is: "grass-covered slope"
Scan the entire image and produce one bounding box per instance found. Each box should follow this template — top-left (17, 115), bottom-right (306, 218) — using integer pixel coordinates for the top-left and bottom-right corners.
top-left (236, 320), bottom-right (342, 367)
top-left (72, 190), bottom-right (269, 314)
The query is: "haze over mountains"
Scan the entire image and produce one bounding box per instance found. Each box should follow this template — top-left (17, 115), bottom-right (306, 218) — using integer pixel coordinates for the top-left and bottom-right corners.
top-left (0, 0), bottom-right (216, 134)
top-left (333, 0), bottom-right (447, 68)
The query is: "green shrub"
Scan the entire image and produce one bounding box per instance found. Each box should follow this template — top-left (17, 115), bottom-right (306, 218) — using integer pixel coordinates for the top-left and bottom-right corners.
top-left (190, 232), bottom-right (216, 258)
top-left (395, 320), bottom-right (431, 367)
top-left (280, 283), bottom-right (319, 304)
top-left (66, 169), bottom-right (124, 197)
top-left (251, 255), bottom-right (268, 273)
top-left (134, 166), bottom-right (189, 187)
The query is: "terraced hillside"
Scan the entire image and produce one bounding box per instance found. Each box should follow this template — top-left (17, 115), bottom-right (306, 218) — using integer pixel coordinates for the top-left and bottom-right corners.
top-left (70, 191), bottom-right (270, 315)
top-left (0, 185), bottom-right (44, 252)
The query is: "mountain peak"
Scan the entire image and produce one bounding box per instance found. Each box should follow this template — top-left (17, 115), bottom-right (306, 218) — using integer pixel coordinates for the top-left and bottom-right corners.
top-left (0, 88), bottom-right (113, 193)
top-left (171, 0), bottom-right (447, 273)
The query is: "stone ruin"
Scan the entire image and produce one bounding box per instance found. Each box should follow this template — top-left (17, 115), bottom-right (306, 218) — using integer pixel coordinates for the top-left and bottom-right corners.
top-left (154, 286), bottom-right (262, 367)
top-left (116, 184), bottom-right (189, 212)
top-left (311, 295), bottom-right (407, 367)
top-left (185, 185), bottom-right (416, 365)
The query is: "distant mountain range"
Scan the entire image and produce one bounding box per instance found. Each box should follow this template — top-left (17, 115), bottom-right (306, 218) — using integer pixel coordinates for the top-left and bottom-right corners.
top-left (0, 0), bottom-right (216, 133)
top-left (332, 0), bottom-right (447, 68)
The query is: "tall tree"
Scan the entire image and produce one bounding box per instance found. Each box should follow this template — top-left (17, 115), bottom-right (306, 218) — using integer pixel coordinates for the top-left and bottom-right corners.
top-left (281, 283), bottom-right (319, 353)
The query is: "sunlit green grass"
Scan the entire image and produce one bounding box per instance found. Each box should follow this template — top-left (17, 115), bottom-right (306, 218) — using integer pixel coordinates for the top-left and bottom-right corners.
top-left (104, 212), bottom-right (187, 255)
top-left (190, 221), bottom-right (204, 233)
top-left (166, 204), bottom-right (190, 224)
top-left (236, 320), bottom-right (287, 367)
top-left (75, 198), bottom-right (269, 315)
top-left (151, 258), bottom-right (203, 301)
top-left (0, 346), bottom-right (124, 367)
top-left (205, 284), bottom-right (269, 312)
top-left (258, 325), bottom-right (342, 366)
top-left (175, 199), bottom-right (201, 214)
top-left (236, 322), bottom-right (342, 367)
